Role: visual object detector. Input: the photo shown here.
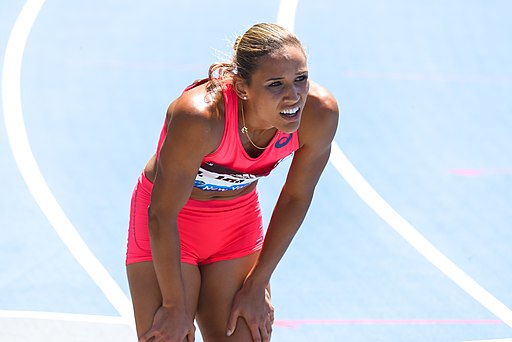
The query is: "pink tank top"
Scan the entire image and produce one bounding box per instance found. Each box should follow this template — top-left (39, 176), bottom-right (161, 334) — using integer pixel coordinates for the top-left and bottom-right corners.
top-left (156, 79), bottom-right (300, 191)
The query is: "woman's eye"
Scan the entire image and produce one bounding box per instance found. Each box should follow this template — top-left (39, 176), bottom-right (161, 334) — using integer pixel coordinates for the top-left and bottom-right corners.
top-left (296, 75), bottom-right (308, 82)
top-left (268, 81), bottom-right (282, 87)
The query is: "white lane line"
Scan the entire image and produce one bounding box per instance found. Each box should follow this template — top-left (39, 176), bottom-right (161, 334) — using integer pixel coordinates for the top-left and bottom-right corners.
top-left (277, 0), bottom-right (298, 31)
top-left (277, 0), bottom-right (512, 331)
top-left (1, 0), bottom-right (134, 330)
top-left (329, 144), bottom-right (512, 329)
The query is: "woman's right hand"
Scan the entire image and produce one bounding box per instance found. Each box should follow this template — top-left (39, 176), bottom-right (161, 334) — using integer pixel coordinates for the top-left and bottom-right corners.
top-left (139, 305), bottom-right (195, 342)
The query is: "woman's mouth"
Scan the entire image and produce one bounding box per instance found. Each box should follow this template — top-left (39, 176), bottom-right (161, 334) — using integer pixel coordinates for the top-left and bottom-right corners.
top-left (279, 106), bottom-right (301, 120)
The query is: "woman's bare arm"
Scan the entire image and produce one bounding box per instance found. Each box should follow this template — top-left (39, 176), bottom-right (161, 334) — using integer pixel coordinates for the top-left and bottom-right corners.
top-left (141, 92), bottom-right (221, 341)
top-left (226, 82), bottom-right (339, 337)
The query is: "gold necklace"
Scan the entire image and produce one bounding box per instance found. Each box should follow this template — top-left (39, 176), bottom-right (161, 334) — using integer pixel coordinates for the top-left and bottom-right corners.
top-left (240, 100), bottom-right (268, 150)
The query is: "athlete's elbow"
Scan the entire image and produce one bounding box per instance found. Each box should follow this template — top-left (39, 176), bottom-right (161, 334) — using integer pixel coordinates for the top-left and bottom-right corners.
top-left (279, 188), bottom-right (314, 211)
top-left (147, 205), bottom-right (177, 237)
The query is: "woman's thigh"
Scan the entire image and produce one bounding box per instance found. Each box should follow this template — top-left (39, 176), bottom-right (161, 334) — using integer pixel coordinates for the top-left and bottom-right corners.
top-left (126, 261), bottom-right (201, 338)
top-left (196, 252), bottom-right (260, 342)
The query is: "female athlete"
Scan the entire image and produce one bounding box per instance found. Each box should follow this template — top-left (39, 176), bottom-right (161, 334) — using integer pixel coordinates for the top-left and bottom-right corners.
top-left (126, 23), bottom-right (339, 342)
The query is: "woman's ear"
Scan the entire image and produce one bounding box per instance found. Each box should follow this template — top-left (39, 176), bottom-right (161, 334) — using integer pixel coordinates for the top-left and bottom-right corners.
top-left (233, 76), bottom-right (248, 100)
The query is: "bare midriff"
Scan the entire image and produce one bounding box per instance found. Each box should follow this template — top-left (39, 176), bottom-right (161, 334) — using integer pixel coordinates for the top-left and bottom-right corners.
top-left (143, 154), bottom-right (258, 201)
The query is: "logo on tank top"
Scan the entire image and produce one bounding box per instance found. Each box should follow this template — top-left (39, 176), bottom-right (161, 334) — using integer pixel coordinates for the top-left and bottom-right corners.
top-left (194, 162), bottom-right (261, 192)
top-left (275, 133), bottom-right (293, 148)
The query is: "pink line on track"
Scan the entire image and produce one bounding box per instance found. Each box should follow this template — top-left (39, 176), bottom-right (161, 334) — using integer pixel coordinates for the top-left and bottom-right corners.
top-left (448, 168), bottom-right (512, 176)
top-left (274, 319), bottom-right (504, 328)
top-left (341, 70), bottom-right (512, 83)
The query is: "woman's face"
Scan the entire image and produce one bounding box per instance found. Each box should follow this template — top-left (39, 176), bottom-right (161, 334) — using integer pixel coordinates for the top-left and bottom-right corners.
top-left (241, 44), bottom-right (309, 133)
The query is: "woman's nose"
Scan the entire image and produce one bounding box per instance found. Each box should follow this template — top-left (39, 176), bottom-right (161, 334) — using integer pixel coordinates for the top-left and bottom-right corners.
top-left (284, 84), bottom-right (300, 102)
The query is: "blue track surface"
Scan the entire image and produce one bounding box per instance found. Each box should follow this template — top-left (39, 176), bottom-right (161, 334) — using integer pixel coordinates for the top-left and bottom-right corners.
top-left (1, 1), bottom-right (511, 341)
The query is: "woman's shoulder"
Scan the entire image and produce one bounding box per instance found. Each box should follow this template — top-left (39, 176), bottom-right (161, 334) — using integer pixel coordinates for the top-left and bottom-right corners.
top-left (305, 81), bottom-right (339, 114)
top-left (168, 82), bottom-right (224, 122)
top-left (298, 81), bottom-right (339, 147)
top-left (163, 82), bottom-right (225, 151)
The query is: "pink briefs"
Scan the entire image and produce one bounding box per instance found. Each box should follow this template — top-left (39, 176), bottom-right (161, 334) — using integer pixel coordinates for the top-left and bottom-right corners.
top-left (126, 172), bottom-right (264, 265)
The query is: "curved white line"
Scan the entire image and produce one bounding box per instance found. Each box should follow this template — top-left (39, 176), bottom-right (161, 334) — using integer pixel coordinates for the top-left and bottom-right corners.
top-left (277, 0), bottom-right (298, 31)
top-left (1, 0), bottom-right (134, 330)
top-left (277, 0), bottom-right (512, 330)
top-left (329, 144), bottom-right (512, 329)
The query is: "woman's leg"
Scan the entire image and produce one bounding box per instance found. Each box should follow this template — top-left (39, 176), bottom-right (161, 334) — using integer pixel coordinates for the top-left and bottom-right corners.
top-left (127, 261), bottom-right (201, 338)
top-left (196, 252), bottom-right (263, 342)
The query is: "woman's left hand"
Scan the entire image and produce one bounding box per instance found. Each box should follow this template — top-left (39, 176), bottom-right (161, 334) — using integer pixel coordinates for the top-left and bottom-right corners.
top-left (226, 283), bottom-right (274, 342)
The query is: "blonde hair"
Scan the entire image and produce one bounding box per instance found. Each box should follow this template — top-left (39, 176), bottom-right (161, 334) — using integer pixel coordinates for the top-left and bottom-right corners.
top-left (207, 23), bottom-right (305, 91)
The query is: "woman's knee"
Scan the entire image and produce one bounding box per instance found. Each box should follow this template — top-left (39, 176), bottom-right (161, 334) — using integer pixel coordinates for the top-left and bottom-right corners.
top-left (127, 261), bottom-right (201, 337)
top-left (127, 262), bottom-right (162, 337)
top-left (195, 254), bottom-right (261, 341)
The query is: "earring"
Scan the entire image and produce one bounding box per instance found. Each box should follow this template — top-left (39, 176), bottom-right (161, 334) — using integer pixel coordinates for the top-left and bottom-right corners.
top-left (243, 96), bottom-right (247, 100)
